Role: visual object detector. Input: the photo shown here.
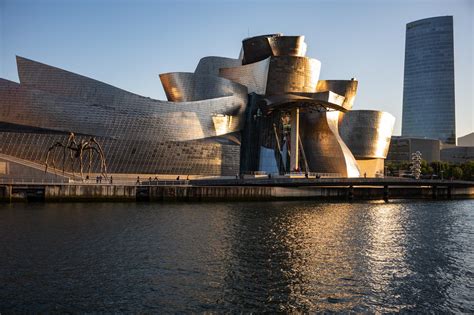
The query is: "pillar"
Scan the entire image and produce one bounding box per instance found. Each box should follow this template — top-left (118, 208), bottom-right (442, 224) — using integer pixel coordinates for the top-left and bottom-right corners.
top-left (290, 107), bottom-right (300, 172)
top-left (383, 185), bottom-right (389, 202)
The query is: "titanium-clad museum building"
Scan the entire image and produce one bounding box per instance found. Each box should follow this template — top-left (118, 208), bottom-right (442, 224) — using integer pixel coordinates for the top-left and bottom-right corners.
top-left (0, 34), bottom-right (395, 179)
top-left (402, 16), bottom-right (455, 144)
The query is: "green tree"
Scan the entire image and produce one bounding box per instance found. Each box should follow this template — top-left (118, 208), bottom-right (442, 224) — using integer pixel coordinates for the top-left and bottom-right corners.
top-left (432, 161), bottom-right (450, 179)
top-left (461, 161), bottom-right (474, 181)
top-left (385, 160), bottom-right (474, 181)
top-left (451, 166), bottom-right (463, 180)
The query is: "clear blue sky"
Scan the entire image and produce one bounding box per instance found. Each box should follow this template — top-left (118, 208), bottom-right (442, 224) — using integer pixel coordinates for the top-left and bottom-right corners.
top-left (1, 0), bottom-right (472, 137)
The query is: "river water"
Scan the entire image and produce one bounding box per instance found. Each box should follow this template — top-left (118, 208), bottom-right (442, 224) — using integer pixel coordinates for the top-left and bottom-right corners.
top-left (0, 200), bottom-right (473, 312)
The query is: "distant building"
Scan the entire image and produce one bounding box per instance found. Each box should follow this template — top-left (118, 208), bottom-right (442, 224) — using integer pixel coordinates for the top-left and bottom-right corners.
top-left (387, 137), bottom-right (441, 162)
top-left (402, 16), bottom-right (455, 144)
top-left (441, 146), bottom-right (474, 164)
top-left (458, 132), bottom-right (474, 147)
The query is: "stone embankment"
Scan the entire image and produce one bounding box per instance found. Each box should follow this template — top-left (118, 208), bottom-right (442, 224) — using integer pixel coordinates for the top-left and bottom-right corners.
top-left (0, 178), bottom-right (473, 202)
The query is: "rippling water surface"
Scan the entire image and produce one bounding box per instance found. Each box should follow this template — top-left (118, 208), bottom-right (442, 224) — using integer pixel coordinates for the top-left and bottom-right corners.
top-left (0, 200), bottom-right (473, 312)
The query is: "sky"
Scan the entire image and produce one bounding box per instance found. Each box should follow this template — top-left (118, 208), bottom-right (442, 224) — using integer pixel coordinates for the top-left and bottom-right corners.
top-left (0, 0), bottom-right (472, 137)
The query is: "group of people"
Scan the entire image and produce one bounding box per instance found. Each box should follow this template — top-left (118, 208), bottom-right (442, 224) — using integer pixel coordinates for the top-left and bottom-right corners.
top-left (135, 175), bottom-right (190, 185)
top-left (85, 175), bottom-right (112, 184)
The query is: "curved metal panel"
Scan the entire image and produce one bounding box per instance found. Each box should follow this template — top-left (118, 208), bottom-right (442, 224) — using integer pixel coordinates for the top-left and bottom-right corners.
top-left (267, 36), bottom-right (307, 57)
top-left (300, 111), bottom-right (360, 177)
top-left (194, 56), bottom-right (242, 76)
top-left (16, 56), bottom-right (163, 109)
top-left (3, 58), bottom-right (249, 143)
top-left (260, 92), bottom-right (347, 114)
top-left (0, 78), bottom-right (20, 88)
top-left (326, 111), bottom-right (360, 177)
top-left (219, 57), bottom-right (270, 94)
top-left (242, 33), bottom-right (282, 65)
top-left (15, 56), bottom-right (248, 127)
top-left (316, 80), bottom-right (358, 110)
top-left (265, 56), bottom-right (321, 95)
top-left (159, 72), bottom-right (247, 102)
top-left (0, 82), bottom-right (247, 142)
top-left (339, 110), bottom-right (395, 159)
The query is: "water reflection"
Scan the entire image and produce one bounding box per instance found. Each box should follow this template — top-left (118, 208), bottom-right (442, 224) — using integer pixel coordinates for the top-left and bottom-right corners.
top-left (364, 203), bottom-right (411, 312)
top-left (220, 201), bottom-right (472, 312)
top-left (0, 200), bottom-right (472, 312)
top-left (222, 202), bottom-right (391, 312)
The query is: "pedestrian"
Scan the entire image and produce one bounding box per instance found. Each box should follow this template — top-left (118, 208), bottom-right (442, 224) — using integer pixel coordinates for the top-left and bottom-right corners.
top-left (136, 176), bottom-right (140, 184)
top-left (110, 176), bottom-right (113, 184)
top-left (176, 176), bottom-right (180, 180)
top-left (96, 176), bottom-right (99, 184)
top-left (364, 172), bottom-right (367, 178)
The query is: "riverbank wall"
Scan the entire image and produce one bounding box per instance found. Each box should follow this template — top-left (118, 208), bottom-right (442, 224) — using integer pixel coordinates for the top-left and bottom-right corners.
top-left (1, 182), bottom-right (473, 202)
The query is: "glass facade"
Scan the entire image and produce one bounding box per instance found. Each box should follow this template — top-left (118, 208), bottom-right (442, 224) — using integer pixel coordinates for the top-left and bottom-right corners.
top-left (402, 16), bottom-right (455, 144)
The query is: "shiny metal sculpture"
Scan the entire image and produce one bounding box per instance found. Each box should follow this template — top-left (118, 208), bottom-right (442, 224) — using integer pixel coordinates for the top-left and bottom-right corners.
top-left (300, 111), bottom-right (360, 177)
top-left (219, 57), bottom-right (270, 94)
top-left (338, 111), bottom-right (395, 177)
top-left (242, 33), bottom-right (282, 64)
top-left (411, 151), bottom-right (422, 179)
top-left (339, 110), bottom-right (395, 159)
top-left (267, 36), bottom-right (307, 57)
top-left (159, 72), bottom-right (247, 102)
top-left (45, 133), bottom-right (107, 179)
top-left (194, 56), bottom-right (242, 76)
top-left (241, 34), bottom-right (307, 64)
top-left (231, 34), bottom-right (394, 177)
top-left (265, 56), bottom-right (321, 95)
top-left (0, 33), bottom-right (396, 178)
top-left (316, 80), bottom-right (358, 110)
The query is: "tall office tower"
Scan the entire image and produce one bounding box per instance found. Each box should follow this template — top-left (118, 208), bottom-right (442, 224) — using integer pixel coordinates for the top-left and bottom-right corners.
top-left (402, 16), bottom-right (455, 144)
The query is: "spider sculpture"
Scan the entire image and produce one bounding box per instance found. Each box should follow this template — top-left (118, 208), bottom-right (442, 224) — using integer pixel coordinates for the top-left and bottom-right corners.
top-left (45, 132), bottom-right (108, 180)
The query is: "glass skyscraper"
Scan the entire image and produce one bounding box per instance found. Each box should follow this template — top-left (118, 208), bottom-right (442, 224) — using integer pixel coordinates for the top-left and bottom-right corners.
top-left (402, 16), bottom-right (455, 144)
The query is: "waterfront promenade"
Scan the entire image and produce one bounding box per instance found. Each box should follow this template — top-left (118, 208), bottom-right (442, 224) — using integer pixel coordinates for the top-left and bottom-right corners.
top-left (1, 177), bottom-right (473, 202)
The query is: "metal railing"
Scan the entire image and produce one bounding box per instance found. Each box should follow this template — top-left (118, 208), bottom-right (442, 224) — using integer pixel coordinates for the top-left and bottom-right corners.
top-left (284, 172), bottom-right (343, 178)
top-left (138, 180), bottom-right (190, 186)
top-left (0, 178), bottom-right (192, 186)
top-left (0, 178), bottom-right (69, 185)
